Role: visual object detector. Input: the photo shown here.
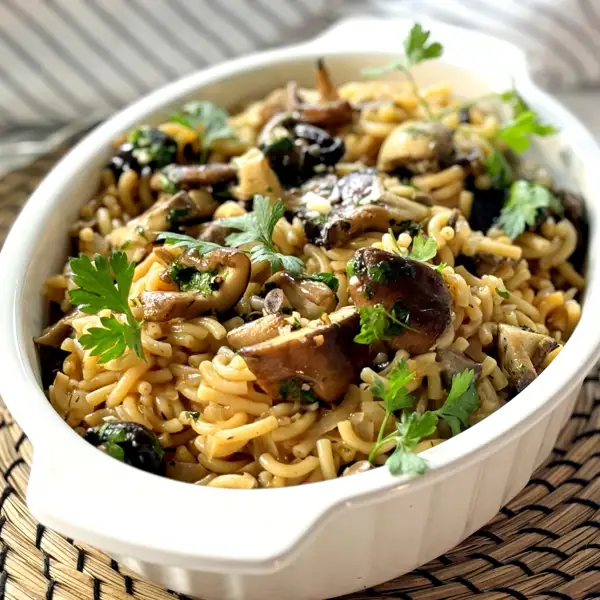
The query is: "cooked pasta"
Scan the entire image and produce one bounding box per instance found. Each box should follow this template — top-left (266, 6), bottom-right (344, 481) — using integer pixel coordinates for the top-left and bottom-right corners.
top-left (37, 53), bottom-right (587, 489)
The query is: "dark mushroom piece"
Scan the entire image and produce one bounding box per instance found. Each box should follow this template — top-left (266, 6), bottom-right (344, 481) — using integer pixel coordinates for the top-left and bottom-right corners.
top-left (554, 189), bottom-right (588, 271)
top-left (284, 60), bottom-right (354, 128)
top-left (139, 248), bottom-right (250, 321)
top-left (239, 306), bottom-right (365, 403)
top-left (107, 190), bottom-right (217, 249)
top-left (260, 116), bottom-right (345, 188)
top-left (377, 121), bottom-right (455, 174)
top-left (436, 349), bottom-right (481, 387)
top-left (35, 308), bottom-right (83, 348)
top-left (196, 221), bottom-right (234, 245)
top-left (305, 170), bottom-right (430, 248)
top-left (265, 272), bottom-right (337, 319)
top-left (348, 248), bottom-right (452, 354)
top-left (84, 422), bottom-right (164, 475)
top-left (152, 163), bottom-right (237, 191)
top-left (227, 313), bottom-right (288, 350)
top-left (262, 288), bottom-right (293, 315)
top-left (497, 324), bottom-right (559, 395)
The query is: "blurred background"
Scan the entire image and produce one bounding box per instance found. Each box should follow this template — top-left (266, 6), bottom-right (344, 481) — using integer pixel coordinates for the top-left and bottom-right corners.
top-left (2, 0), bottom-right (600, 176)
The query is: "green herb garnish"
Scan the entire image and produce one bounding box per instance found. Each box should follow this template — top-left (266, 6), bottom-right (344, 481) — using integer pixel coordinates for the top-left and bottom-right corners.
top-left (496, 287), bottom-right (510, 299)
top-left (69, 252), bottom-right (144, 363)
top-left (497, 180), bottom-right (559, 239)
top-left (166, 207), bottom-right (190, 231)
top-left (168, 262), bottom-right (218, 295)
top-left (363, 24), bottom-right (443, 118)
top-left (279, 379), bottom-right (314, 403)
top-left (158, 171), bottom-right (179, 194)
top-left (218, 195), bottom-right (304, 276)
top-left (170, 101), bottom-right (236, 151)
top-left (369, 368), bottom-right (478, 475)
top-left (485, 147), bottom-right (514, 190)
top-left (127, 126), bottom-right (176, 169)
top-left (303, 272), bottom-right (339, 292)
top-left (354, 302), bottom-right (414, 345)
top-left (408, 233), bottom-right (437, 262)
top-left (156, 232), bottom-right (222, 255)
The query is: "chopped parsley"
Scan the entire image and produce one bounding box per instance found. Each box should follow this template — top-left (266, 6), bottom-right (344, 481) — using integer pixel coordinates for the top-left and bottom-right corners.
top-left (156, 232), bottom-right (222, 255)
top-left (279, 379), bottom-right (315, 403)
top-left (127, 126), bottom-right (176, 169)
top-left (354, 302), bottom-right (414, 345)
top-left (166, 207), bottom-right (190, 231)
top-left (496, 287), bottom-right (510, 299)
top-left (408, 233), bottom-right (437, 262)
top-left (168, 262), bottom-right (218, 296)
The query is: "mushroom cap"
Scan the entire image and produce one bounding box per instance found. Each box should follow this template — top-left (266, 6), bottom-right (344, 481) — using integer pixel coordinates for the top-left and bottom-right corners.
top-left (348, 247), bottom-right (452, 354)
top-left (239, 306), bottom-right (365, 403)
top-left (497, 324), bottom-right (559, 394)
top-left (227, 313), bottom-right (289, 350)
top-left (139, 248), bottom-right (251, 321)
top-left (377, 120), bottom-right (454, 173)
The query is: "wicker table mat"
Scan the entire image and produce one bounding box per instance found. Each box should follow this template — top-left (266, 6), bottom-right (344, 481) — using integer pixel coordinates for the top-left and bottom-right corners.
top-left (0, 150), bottom-right (598, 600)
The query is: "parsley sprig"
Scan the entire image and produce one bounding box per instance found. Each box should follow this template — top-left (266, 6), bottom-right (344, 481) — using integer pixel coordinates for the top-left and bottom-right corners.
top-left (218, 195), bottom-right (304, 276)
top-left (363, 24), bottom-right (443, 118)
top-left (369, 366), bottom-right (478, 475)
top-left (408, 232), bottom-right (437, 262)
top-left (69, 252), bottom-right (144, 363)
top-left (497, 180), bottom-right (560, 239)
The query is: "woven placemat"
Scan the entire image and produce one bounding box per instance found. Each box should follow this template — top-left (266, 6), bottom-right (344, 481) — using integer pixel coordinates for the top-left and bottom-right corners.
top-left (0, 149), bottom-right (598, 600)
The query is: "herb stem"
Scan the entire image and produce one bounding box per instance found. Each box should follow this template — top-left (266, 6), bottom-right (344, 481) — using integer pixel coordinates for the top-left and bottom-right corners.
top-left (403, 68), bottom-right (433, 119)
top-left (368, 410), bottom-right (392, 463)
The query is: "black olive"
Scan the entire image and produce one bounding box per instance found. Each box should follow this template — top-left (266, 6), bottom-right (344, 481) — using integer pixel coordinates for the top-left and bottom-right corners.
top-left (109, 127), bottom-right (177, 179)
top-left (467, 185), bottom-right (507, 233)
top-left (261, 123), bottom-right (345, 187)
top-left (38, 345), bottom-right (69, 389)
top-left (84, 422), bottom-right (165, 475)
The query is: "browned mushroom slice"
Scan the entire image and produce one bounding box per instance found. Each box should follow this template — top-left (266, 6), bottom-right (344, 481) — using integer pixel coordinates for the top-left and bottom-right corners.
top-left (348, 248), bottom-right (452, 354)
top-left (436, 349), bottom-right (481, 387)
top-left (139, 248), bottom-right (250, 321)
top-left (107, 190), bottom-right (215, 249)
top-left (321, 195), bottom-right (429, 248)
top-left (497, 324), bottom-right (559, 394)
top-left (239, 306), bottom-right (364, 403)
top-left (35, 308), bottom-right (83, 348)
top-left (265, 272), bottom-right (337, 319)
top-left (227, 314), bottom-right (288, 350)
top-left (155, 163), bottom-right (237, 190)
top-left (378, 121), bottom-right (454, 174)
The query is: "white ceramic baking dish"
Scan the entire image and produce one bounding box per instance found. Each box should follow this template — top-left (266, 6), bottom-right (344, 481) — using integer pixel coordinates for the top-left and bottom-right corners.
top-left (0, 15), bottom-right (599, 600)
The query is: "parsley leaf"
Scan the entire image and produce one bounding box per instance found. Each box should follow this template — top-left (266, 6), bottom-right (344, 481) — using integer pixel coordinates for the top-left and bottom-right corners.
top-left (69, 252), bottom-right (144, 363)
top-left (435, 262), bottom-right (447, 273)
top-left (156, 232), bottom-right (222, 255)
top-left (485, 147), bottom-right (514, 190)
top-left (436, 369), bottom-right (479, 436)
top-left (355, 303), bottom-right (414, 345)
top-left (499, 88), bottom-right (530, 118)
top-left (169, 101), bottom-right (236, 150)
top-left (218, 195), bottom-right (304, 276)
top-left (408, 233), bottom-right (437, 262)
top-left (303, 272), bottom-right (339, 292)
top-left (363, 24), bottom-right (443, 119)
top-left (496, 111), bottom-right (558, 155)
top-left (497, 180), bottom-right (557, 239)
top-left (496, 287), bottom-right (510, 299)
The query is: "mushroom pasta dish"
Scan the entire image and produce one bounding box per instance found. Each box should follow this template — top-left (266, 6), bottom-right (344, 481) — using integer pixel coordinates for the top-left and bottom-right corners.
top-left (37, 25), bottom-right (587, 488)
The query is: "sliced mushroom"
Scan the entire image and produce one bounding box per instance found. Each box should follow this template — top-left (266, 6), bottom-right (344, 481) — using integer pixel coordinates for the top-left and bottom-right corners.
top-left (348, 248), bottom-right (452, 354)
top-left (227, 313), bottom-right (288, 350)
top-left (263, 288), bottom-right (292, 315)
top-left (265, 272), bottom-right (337, 319)
top-left (152, 163), bottom-right (237, 191)
top-left (294, 170), bottom-right (430, 248)
top-left (436, 349), bottom-right (481, 387)
top-left (239, 306), bottom-right (365, 403)
top-left (342, 460), bottom-right (373, 477)
top-left (377, 121), bottom-right (454, 174)
top-left (107, 190), bottom-right (215, 250)
top-left (196, 221), bottom-right (233, 245)
top-left (35, 308), bottom-right (83, 348)
top-left (497, 324), bottom-right (559, 394)
top-left (555, 189), bottom-right (588, 271)
top-left (139, 248), bottom-right (250, 321)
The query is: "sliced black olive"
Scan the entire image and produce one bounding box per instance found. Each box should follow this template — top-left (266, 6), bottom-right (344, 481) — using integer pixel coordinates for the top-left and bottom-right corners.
top-left (84, 421), bottom-right (164, 475)
top-left (109, 127), bottom-right (177, 178)
top-left (467, 186), bottom-right (507, 233)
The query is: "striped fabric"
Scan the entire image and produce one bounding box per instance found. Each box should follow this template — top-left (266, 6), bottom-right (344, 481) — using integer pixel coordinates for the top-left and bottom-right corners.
top-left (0, 0), bottom-right (599, 173)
